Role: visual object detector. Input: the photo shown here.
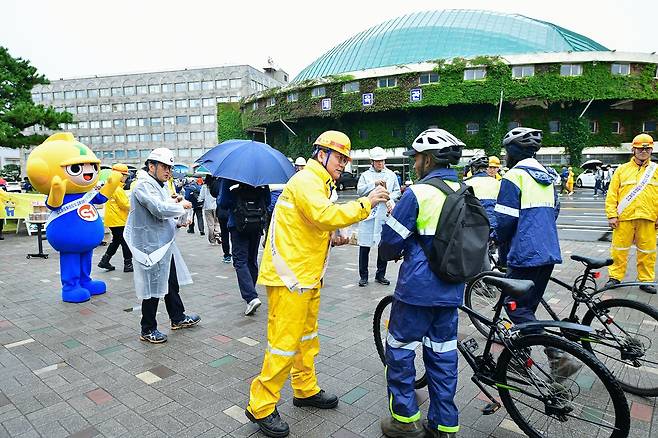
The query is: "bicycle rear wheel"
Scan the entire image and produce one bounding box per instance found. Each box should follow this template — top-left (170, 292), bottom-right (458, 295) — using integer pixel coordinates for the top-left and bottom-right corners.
top-left (581, 298), bottom-right (658, 396)
top-left (464, 275), bottom-right (503, 340)
top-left (373, 295), bottom-right (427, 389)
top-left (496, 334), bottom-right (629, 438)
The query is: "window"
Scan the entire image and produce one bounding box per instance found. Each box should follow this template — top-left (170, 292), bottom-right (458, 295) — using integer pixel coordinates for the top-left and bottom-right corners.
top-left (512, 65), bottom-right (535, 78)
top-left (161, 83), bottom-right (173, 93)
top-left (65, 106), bottom-right (76, 114)
top-left (266, 97), bottom-right (276, 107)
top-left (176, 99), bottom-right (188, 108)
top-left (138, 118), bottom-right (150, 127)
top-left (103, 151), bottom-right (114, 159)
top-left (163, 117), bottom-right (174, 125)
top-left (178, 148), bottom-right (191, 158)
top-left (190, 115), bottom-right (201, 124)
top-left (88, 105), bottom-right (99, 113)
top-left (163, 100), bottom-right (174, 109)
top-left (149, 84), bottom-right (161, 94)
top-left (419, 72), bottom-right (439, 84)
top-left (466, 122), bottom-right (480, 134)
top-left (150, 101), bottom-right (162, 110)
top-left (111, 87), bottom-right (123, 96)
top-left (126, 119), bottom-right (137, 127)
top-left (202, 80), bottom-right (214, 90)
top-left (127, 134), bottom-right (138, 142)
top-left (191, 148), bottom-right (203, 158)
top-left (139, 149), bottom-right (150, 158)
top-left (127, 149), bottom-right (138, 158)
top-left (54, 106), bottom-right (64, 113)
top-left (91, 135), bottom-right (101, 144)
top-left (151, 133), bottom-right (162, 141)
top-left (589, 120), bottom-right (599, 134)
top-left (136, 85), bottom-right (148, 95)
top-left (88, 89), bottom-right (98, 98)
top-left (53, 91), bottom-right (64, 100)
top-left (42, 92), bottom-right (53, 101)
top-left (507, 121), bottom-right (520, 130)
top-left (177, 132), bottom-right (190, 141)
top-left (77, 106), bottom-right (88, 114)
top-left (114, 135), bottom-right (125, 142)
top-left (114, 119), bottom-right (125, 128)
top-left (216, 79), bottom-right (228, 88)
top-left (611, 63), bottom-right (630, 76)
top-left (549, 120), bottom-right (561, 133)
top-left (125, 86), bottom-right (136, 96)
top-left (203, 115), bottom-right (215, 124)
top-left (643, 121), bottom-right (656, 132)
top-left (377, 77), bottom-right (397, 88)
top-left (175, 82), bottom-right (187, 92)
top-left (76, 90), bottom-right (87, 99)
top-left (560, 64), bottom-right (582, 76)
top-left (90, 121), bottom-right (100, 129)
top-left (101, 104), bottom-right (111, 113)
top-left (65, 123), bottom-right (76, 130)
top-left (311, 86), bottom-right (325, 98)
top-left (112, 103), bottom-right (124, 112)
top-left (139, 134), bottom-right (150, 142)
top-left (164, 132), bottom-right (176, 141)
top-left (342, 81), bottom-right (360, 93)
top-left (125, 103), bottom-right (137, 112)
top-left (464, 68), bottom-right (486, 80)
top-left (190, 131), bottom-right (203, 140)
top-left (188, 81), bottom-right (201, 91)
top-left (99, 88), bottom-right (110, 97)
top-left (189, 98), bottom-right (201, 108)
top-left (101, 120), bottom-right (111, 128)
top-left (115, 150), bottom-right (126, 159)
top-left (611, 121), bottom-right (621, 134)
top-left (151, 117), bottom-right (162, 127)
top-left (78, 121), bottom-right (89, 129)
top-left (358, 130), bottom-right (368, 140)
top-left (137, 102), bottom-right (149, 111)
top-left (204, 131), bottom-right (215, 140)
top-left (176, 115), bottom-right (189, 125)
top-left (79, 136), bottom-right (90, 143)
top-left (252, 102), bottom-right (258, 111)
top-left (229, 96), bottom-right (239, 102)
top-left (287, 92), bottom-right (299, 102)
top-left (102, 135), bottom-right (112, 144)
top-left (229, 78), bottom-right (241, 89)
top-left (217, 97), bottom-right (229, 103)
top-left (202, 97), bottom-right (215, 107)
top-left (65, 90), bottom-right (75, 99)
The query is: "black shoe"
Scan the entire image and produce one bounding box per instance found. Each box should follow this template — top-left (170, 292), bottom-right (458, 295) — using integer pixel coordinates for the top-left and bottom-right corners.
top-left (245, 408), bottom-right (289, 437)
top-left (200, 231), bottom-right (205, 236)
top-left (140, 329), bottom-right (167, 344)
top-left (0, 235), bottom-right (4, 240)
top-left (171, 313), bottom-right (201, 330)
top-left (292, 389), bottom-right (338, 409)
top-left (604, 278), bottom-right (621, 288)
top-left (640, 284), bottom-right (657, 294)
top-left (97, 255), bottom-right (115, 271)
top-left (123, 260), bottom-right (133, 273)
top-left (375, 276), bottom-right (391, 286)
top-left (187, 230), bottom-right (194, 234)
top-left (358, 278), bottom-right (368, 287)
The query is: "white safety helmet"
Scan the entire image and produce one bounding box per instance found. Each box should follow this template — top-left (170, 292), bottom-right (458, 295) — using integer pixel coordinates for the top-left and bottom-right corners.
top-left (404, 128), bottom-right (465, 165)
top-left (369, 146), bottom-right (387, 161)
top-left (294, 157), bottom-right (306, 166)
top-left (147, 147), bottom-right (175, 165)
top-left (502, 127), bottom-right (542, 150)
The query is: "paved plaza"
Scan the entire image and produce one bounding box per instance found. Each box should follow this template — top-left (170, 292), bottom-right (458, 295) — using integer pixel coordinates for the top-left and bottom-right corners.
top-left (0, 230), bottom-right (656, 437)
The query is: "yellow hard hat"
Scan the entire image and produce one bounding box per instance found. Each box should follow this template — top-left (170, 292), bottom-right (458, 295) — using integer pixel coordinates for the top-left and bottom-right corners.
top-left (26, 132), bottom-right (101, 194)
top-left (488, 156), bottom-right (501, 167)
top-left (314, 130), bottom-right (352, 160)
top-left (632, 133), bottom-right (654, 148)
top-left (112, 163), bottom-right (129, 174)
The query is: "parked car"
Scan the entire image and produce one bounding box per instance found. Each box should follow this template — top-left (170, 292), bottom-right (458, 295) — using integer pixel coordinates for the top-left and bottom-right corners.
top-left (4, 181), bottom-right (22, 193)
top-left (336, 172), bottom-right (358, 190)
top-left (576, 169), bottom-right (596, 188)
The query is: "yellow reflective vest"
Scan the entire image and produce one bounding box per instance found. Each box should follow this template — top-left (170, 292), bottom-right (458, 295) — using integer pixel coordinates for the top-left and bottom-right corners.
top-left (103, 185), bottom-right (130, 227)
top-left (258, 159), bottom-right (372, 288)
top-left (605, 158), bottom-right (658, 222)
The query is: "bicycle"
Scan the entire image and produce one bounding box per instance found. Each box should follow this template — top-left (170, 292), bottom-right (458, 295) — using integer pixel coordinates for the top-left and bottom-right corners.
top-left (466, 254), bottom-right (658, 397)
top-left (373, 275), bottom-right (630, 438)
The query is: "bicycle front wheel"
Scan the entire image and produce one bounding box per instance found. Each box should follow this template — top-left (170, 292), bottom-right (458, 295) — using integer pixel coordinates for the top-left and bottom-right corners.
top-left (496, 334), bottom-right (630, 438)
top-left (581, 298), bottom-right (658, 397)
top-left (373, 295), bottom-right (427, 389)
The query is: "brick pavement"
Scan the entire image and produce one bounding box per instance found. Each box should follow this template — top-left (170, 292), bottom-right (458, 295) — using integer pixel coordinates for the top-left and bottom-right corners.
top-left (0, 231), bottom-right (656, 437)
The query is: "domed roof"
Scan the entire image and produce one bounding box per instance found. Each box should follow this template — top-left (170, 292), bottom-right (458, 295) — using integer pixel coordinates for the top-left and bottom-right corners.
top-left (293, 9), bottom-right (608, 82)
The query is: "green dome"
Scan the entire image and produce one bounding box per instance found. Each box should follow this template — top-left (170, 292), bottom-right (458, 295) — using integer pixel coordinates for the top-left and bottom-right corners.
top-left (293, 9), bottom-right (608, 82)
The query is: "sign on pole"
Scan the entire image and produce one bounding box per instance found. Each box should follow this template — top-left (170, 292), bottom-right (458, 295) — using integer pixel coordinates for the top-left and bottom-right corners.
top-left (362, 93), bottom-right (374, 107)
top-left (410, 88), bottom-right (422, 102)
top-left (321, 98), bottom-right (332, 111)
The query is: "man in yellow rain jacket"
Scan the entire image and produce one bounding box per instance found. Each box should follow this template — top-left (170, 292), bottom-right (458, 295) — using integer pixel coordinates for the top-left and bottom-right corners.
top-left (245, 131), bottom-right (390, 437)
top-left (605, 133), bottom-right (658, 294)
top-left (98, 163), bottom-right (133, 272)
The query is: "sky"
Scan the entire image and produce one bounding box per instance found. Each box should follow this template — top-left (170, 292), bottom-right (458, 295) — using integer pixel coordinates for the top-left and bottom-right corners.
top-left (2, 0), bottom-right (657, 81)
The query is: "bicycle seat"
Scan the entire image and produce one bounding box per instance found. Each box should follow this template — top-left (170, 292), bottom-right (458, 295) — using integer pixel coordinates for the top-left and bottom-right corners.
top-left (481, 276), bottom-right (534, 298)
top-left (570, 254), bottom-right (613, 269)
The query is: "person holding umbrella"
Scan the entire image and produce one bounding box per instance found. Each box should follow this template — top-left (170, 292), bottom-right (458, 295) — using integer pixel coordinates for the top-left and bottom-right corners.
top-left (245, 131), bottom-right (389, 437)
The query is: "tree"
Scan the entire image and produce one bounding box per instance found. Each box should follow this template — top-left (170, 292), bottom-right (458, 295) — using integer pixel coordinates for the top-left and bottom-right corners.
top-left (0, 46), bottom-right (72, 149)
top-left (561, 117), bottom-right (590, 167)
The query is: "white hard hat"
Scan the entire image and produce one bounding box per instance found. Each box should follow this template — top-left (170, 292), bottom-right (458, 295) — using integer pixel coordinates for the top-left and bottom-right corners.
top-left (294, 157), bottom-right (306, 166)
top-left (147, 148), bottom-right (175, 165)
top-left (369, 146), bottom-right (387, 161)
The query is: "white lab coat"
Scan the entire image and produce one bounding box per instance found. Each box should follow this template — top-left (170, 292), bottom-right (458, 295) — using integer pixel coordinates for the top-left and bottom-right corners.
top-left (124, 174), bottom-right (193, 299)
top-left (356, 166), bottom-right (401, 247)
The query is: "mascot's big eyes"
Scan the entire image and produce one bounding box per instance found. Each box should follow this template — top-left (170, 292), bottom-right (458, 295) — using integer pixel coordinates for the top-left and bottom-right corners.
top-left (92, 164), bottom-right (99, 172)
top-left (65, 164), bottom-right (83, 176)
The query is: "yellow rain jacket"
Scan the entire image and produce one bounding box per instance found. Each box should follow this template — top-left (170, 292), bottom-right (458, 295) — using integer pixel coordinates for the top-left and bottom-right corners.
top-left (258, 158), bottom-right (372, 288)
top-left (103, 185), bottom-right (130, 227)
top-left (605, 158), bottom-right (658, 222)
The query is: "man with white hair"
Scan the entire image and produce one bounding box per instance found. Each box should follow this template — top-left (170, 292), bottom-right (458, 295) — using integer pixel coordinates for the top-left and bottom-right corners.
top-left (356, 147), bottom-right (401, 287)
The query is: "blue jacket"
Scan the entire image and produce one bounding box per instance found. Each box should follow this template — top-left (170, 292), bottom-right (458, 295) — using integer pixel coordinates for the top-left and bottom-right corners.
top-left (379, 168), bottom-right (465, 307)
top-left (494, 158), bottom-right (562, 268)
top-left (183, 183), bottom-right (202, 209)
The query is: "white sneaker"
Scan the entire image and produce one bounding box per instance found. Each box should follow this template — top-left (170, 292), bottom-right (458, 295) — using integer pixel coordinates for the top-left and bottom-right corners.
top-left (245, 298), bottom-right (262, 316)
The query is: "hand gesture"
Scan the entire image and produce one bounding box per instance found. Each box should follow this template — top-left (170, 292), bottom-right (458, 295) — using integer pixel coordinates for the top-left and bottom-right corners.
top-left (331, 233), bottom-right (350, 247)
top-left (367, 186), bottom-right (389, 207)
top-left (608, 217), bottom-right (619, 229)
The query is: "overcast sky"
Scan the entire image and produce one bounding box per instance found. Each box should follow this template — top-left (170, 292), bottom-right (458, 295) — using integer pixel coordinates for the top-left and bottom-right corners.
top-left (2, 0), bottom-right (656, 81)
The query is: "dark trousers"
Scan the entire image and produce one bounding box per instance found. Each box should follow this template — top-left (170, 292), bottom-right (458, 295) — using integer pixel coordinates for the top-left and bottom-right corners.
top-left (140, 258), bottom-right (185, 333)
top-left (104, 226), bottom-right (132, 261)
top-left (230, 229), bottom-right (260, 303)
top-left (218, 215), bottom-right (231, 257)
top-left (594, 180), bottom-right (602, 195)
top-left (188, 208), bottom-right (204, 233)
top-left (359, 245), bottom-right (387, 280)
top-left (505, 264), bottom-right (554, 332)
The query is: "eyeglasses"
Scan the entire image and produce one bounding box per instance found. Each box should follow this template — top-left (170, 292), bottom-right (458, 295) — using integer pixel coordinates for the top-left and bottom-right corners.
top-left (334, 154), bottom-right (350, 165)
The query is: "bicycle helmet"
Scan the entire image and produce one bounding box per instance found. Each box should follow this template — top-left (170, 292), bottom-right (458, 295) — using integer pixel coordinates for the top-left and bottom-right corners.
top-left (502, 127), bottom-right (543, 150)
top-left (404, 128), bottom-right (464, 165)
top-left (468, 152), bottom-right (489, 171)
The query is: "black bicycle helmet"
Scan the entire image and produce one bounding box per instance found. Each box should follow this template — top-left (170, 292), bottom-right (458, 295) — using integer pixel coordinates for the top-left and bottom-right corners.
top-left (468, 152), bottom-right (489, 171)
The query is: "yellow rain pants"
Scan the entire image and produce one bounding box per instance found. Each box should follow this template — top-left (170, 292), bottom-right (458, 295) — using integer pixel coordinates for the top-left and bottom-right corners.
top-left (247, 286), bottom-right (321, 419)
top-left (609, 219), bottom-right (657, 282)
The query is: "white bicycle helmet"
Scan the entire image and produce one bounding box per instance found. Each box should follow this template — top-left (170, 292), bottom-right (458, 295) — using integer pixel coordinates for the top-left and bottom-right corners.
top-left (502, 127), bottom-right (542, 150)
top-left (468, 152), bottom-right (489, 170)
top-left (404, 128), bottom-right (465, 165)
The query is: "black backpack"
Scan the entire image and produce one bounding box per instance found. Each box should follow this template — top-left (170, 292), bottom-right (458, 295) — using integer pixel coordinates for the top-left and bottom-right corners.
top-left (232, 184), bottom-right (269, 234)
top-left (418, 177), bottom-right (490, 283)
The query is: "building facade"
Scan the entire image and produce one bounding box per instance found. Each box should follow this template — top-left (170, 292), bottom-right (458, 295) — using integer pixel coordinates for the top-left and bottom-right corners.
top-left (24, 65), bottom-right (286, 169)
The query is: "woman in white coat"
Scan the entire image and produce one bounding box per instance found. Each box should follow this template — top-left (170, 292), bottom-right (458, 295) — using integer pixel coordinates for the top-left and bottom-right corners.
top-left (356, 147), bottom-right (401, 286)
top-left (124, 148), bottom-right (201, 343)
